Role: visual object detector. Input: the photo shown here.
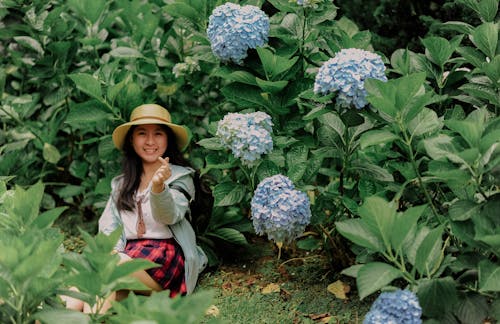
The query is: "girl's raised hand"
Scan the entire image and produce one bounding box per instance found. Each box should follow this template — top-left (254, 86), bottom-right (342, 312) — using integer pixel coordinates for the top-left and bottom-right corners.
top-left (151, 157), bottom-right (171, 193)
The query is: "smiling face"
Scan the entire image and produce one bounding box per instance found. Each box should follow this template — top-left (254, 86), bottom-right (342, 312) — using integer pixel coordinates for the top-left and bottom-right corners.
top-left (131, 124), bottom-right (168, 165)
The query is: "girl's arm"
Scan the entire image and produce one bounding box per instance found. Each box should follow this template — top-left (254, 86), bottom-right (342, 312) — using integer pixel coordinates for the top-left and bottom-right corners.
top-left (150, 174), bottom-right (194, 225)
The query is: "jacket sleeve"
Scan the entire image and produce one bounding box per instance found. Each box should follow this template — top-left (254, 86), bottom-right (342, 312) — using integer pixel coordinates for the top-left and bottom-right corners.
top-left (150, 173), bottom-right (195, 225)
top-left (98, 182), bottom-right (126, 252)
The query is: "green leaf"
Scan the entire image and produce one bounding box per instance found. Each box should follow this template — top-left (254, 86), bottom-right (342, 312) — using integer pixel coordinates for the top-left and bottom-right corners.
top-left (423, 134), bottom-right (466, 165)
top-left (33, 206), bottom-right (67, 230)
top-left (356, 262), bottom-right (402, 299)
top-left (286, 145), bottom-right (309, 183)
top-left (350, 161), bottom-right (394, 182)
top-left (359, 129), bottom-right (399, 149)
top-left (449, 200), bottom-right (481, 221)
top-left (110, 258), bottom-right (158, 283)
top-left (256, 160), bottom-right (280, 183)
top-left (478, 259), bottom-right (500, 292)
top-left (213, 182), bottom-right (246, 206)
top-left (470, 22), bottom-right (499, 58)
top-left (13, 36), bottom-right (44, 55)
top-left (415, 225), bottom-right (444, 277)
top-left (65, 101), bottom-right (113, 128)
top-left (257, 47), bottom-right (299, 80)
top-left (108, 47), bottom-right (144, 59)
top-left (421, 36), bottom-right (457, 68)
top-left (454, 294), bottom-right (489, 324)
top-left (197, 137), bottom-right (224, 150)
top-left (213, 69), bottom-right (258, 86)
top-left (208, 228), bottom-right (248, 246)
top-left (335, 219), bottom-right (385, 252)
top-left (477, 0), bottom-right (499, 22)
top-left (163, 3), bottom-right (201, 26)
top-left (69, 73), bottom-right (102, 100)
top-left (391, 205), bottom-right (426, 252)
top-left (255, 78), bottom-right (289, 93)
top-left (482, 55), bottom-right (500, 84)
top-left (358, 196), bottom-right (397, 251)
top-left (457, 46), bottom-right (487, 68)
top-left (43, 142), bottom-right (61, 164)
top-left (78, 0), bottom-right (105, 24)
top-left (417, 277), bottom-right (458, 318)
top-left (34, 309), bottom-right (90, 324)
top-left (408, 108), bottom-right (442, 138)
top-left (445, 109), bottom-right (486, 148)
top-left (365, 78), bottom-right (398, 120)
top-left (318, 112), bottom-right (345, 139)
top-left (221, 84), bottom-right (269, 109)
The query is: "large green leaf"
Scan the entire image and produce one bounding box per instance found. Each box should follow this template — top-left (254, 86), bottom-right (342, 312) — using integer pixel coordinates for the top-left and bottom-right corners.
top-left (415, 225), bottom-right (444, 277)
top-left (408, 108), bottom-right (442, 138)
top-left (391, 205), bottom-right (426, 252)
top-left (34, 310), bottom-right (90, 324)
top-left (213, 182), bottom-right (246, 207)
top-left (421, 36), bottom-right (459, 68)
top-left (453, 294), bottom-right (489, 324)
top-left (358, 196), bottom-right (397, 251)
top-left (359, 129), bottom-right (399, 149)
top-left (470, 22), bottom-right (499, 59)
top-left (417, 277), bottom-right (458, 318)
top-left (356, 262), bottom-right (402, 299)
top-left (335, 219), bottom-right (385, 252)
top-left (478, 259), bottom-right (500, 292)
top-left (286, 145), bottom-right (309, 183)
top-left (208, 227), bottom-right (248, 246)
top-left (448, 199), bottom-right (481, 221)
top-left (257, 46), bottom-right (299, 80)
top-left (69, 73), bottom-right (103, 100)
top-left (255, 78), bottom-right (289, 93)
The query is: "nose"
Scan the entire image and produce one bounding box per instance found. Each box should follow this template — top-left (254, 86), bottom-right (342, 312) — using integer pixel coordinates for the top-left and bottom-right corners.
top-left (146, 132), bottom-right (154, 144)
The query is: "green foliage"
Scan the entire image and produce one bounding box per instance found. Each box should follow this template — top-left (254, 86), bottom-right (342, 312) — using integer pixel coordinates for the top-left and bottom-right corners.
top-left (0, 182), bottom-right (66, 324)
top-left (0, 181), bottom-right (214, 323)
top-left (1, 0), bottom-right (499, 322)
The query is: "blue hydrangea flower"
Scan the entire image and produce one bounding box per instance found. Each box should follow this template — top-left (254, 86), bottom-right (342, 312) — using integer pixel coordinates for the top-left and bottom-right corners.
top-left (251, 175), bottom-right (312, 244)
top-left (364, 290), bottom-right (422, 324)
top-left (207, 3), bottom-right (270, 64)
top-left (314, 48), bottom-right (387, 109)
top-left (216, 112), bottom-right (273, 165)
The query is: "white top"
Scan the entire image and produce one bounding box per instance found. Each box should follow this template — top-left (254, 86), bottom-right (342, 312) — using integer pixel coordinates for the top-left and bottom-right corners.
top-left (120, 182), bottom-right (174, 240)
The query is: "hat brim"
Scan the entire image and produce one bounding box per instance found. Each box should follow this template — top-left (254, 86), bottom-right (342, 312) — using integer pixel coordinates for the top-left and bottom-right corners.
top-left (112, 118), bottom-right (190, 151)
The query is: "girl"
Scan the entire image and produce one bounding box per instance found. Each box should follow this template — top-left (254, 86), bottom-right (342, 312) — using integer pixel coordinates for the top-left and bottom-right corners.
top-left (65, 104), bottom-right (207, 312)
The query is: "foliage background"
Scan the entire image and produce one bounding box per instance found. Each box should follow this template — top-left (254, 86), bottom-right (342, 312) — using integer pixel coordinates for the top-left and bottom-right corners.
top-left (0, 0), bottom-right (499, 323)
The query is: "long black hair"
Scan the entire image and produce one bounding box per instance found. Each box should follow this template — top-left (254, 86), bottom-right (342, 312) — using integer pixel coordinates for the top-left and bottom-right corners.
top-left (116, 124), bottom-right (192, 211)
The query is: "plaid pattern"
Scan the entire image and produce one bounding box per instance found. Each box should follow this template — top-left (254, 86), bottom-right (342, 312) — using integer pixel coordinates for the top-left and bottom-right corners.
top-left (124, 238), bottom-right (187, 297)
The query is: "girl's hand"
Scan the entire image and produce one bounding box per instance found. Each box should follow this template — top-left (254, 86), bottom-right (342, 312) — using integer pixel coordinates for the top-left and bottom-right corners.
top-left (151, 157), bottom-right (171, 193)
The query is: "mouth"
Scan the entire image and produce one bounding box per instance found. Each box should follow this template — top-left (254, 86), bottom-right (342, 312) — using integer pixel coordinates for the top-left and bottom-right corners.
top-left (143, 148), bottom-right (158, 153)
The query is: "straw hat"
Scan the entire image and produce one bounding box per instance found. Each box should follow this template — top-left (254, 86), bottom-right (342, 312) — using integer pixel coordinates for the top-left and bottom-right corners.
top-left (112, 104), bottom-right (189, 151)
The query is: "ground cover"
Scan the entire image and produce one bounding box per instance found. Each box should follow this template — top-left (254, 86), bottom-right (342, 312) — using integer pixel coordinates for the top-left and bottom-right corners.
top-left (197, 237), bottom-right (372, 323)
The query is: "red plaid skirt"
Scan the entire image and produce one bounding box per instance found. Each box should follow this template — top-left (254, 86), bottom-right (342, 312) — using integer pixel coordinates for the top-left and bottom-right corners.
top-left (124, 238), bottom-right (187, 297)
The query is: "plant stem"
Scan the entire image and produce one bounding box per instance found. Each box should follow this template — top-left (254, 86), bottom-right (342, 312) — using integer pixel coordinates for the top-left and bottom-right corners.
top-left (401, 127), bottom-right (442, 223)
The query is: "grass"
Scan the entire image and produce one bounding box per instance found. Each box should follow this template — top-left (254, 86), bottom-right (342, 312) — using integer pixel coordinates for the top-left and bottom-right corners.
top-left (197, 237), bottom-right (373, 324)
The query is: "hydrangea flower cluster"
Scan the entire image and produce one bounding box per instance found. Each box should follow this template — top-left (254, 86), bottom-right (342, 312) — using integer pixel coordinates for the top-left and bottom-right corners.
top-left (363, 290), bottom-right (422, 324)
top-left (206, 3), bottom-right (270, 64)
top-left (314, 48), bottom-right (387, 109)
top-left (172, 57), bottom-right (200, 78)
top-left (216, 112), bottom-right (273, 165)
top-left (251, 175), bottom-right (312, 244)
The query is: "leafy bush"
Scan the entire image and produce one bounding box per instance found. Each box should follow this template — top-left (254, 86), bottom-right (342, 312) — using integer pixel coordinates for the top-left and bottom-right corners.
top-left (0, 0), bottom-right (498, 322)
top-left (0, 180), bottom-right (216, 323)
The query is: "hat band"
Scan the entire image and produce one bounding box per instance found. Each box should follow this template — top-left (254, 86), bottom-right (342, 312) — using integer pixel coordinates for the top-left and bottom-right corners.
top-left (132, 115), bottom-right (171, 123)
